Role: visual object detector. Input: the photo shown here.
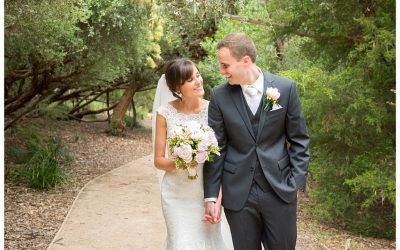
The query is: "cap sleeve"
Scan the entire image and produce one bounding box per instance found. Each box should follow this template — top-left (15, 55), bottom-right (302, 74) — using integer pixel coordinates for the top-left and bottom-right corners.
top-left (157, 105), bottom-right (169, 119)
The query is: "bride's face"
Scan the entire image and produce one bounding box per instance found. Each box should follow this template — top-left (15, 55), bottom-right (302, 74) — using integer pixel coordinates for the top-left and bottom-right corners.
top-left (179, 66), bottom-right (204, 98)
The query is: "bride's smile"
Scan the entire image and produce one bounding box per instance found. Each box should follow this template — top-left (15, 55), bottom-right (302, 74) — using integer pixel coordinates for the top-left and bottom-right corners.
top-left (179, 66), bottom-right (204, 98)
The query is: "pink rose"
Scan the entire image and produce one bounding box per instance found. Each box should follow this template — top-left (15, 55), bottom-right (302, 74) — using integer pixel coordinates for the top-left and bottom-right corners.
top-left (205, 133), bottom-right (218, 147)
top-left (197, 141), bottom-right (208, 151)
top-left (172, 147), bottom-right (180, 157)
top-left (177, 144), bottom-right (193, 163)
top-left (195, 151), bottom-right (208, 164)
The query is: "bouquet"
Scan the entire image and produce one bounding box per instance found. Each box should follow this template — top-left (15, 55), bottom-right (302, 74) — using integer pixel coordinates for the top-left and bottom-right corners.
top-left (168, 122), bottom-right (220, 180)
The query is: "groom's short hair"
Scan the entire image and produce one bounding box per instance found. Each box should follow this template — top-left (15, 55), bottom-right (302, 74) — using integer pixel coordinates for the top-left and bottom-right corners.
top-left (217, 32), bottom-right (257, 63)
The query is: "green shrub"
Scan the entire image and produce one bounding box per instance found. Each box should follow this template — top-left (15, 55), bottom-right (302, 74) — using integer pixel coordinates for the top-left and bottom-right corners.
top-left (281, 64), bottom-right (395, 239)
top-left (308, 153), bottom-right (395, 239)
top-left (107, 120), bottom-right (125, 136)
top-left (124, 114), bottom-right (134, 127)
top-left (39, 102), bottom-right (70, 121)
top-left (124, 114), bottom-right (144, 129)
top-left (6, 125), bottom-right (72, 189)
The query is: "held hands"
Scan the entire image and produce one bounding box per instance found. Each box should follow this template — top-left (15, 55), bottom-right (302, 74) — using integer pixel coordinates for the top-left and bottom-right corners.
top-left (203, 201), bottom-right (222, 224)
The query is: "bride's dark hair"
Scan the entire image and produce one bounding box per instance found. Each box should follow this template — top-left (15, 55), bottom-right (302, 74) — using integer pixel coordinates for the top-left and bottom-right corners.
top-left (164, 58), bottom-right (197, 100)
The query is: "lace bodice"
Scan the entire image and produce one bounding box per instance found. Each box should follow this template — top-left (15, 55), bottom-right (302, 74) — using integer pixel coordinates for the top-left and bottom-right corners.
top-left (157, 102), bottom-right (209, 138)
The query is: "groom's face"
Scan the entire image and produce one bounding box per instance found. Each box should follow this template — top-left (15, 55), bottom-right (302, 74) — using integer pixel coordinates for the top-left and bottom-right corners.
top-left (217, 47), bottom-right (246, 85)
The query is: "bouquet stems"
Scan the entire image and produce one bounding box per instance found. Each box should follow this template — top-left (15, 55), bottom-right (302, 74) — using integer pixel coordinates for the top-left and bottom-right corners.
top-left (187, 167), bottom-right (198, 180)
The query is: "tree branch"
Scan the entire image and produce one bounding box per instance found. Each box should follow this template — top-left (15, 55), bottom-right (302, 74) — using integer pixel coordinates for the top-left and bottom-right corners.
top-left (50, 88), bottom-right (92, 103)
top-left (72, 102), bottom-right (119, 118)
top-left (5, 95), bottom-right (46, 130)
top-left (5, 63), bottom-right (42, 115)
top-left (50, 69), bottom-right (82, 83)
top-left (137, 85), bottom-right (157, 92)
top-left (293, 31), bottom-right (360, 43)
top-left (67, 83), bottom-right (126, 115)
top-left (224, 14), bottom-right (268, 25)
top-left (68, 91), bottom-right (104, 115)
top-left (63, 113), bottom-right (110, 123)
top-left (223, 14), bottom-right (361, 43)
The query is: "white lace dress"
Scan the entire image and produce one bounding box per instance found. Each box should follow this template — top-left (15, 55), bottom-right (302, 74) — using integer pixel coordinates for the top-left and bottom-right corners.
top-left (157, 103), bottom-right (231, 250)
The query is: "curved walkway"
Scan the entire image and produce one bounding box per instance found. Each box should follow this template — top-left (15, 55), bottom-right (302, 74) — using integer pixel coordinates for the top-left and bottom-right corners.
top-left (48, 154), bottom-right (325, 250)
top-left (47, 155), bottom-right (165, 250)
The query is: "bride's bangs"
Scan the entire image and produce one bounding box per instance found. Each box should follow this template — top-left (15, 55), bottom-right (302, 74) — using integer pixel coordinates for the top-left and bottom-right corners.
top-left (179, 61), bottom-right (195, 85)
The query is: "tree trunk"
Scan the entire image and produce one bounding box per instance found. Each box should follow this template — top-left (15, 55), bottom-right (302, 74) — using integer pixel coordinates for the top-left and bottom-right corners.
top-left (275, 38), bottom-right (285, 60)
top-left (110, 84), bottom-right (136, 134)
top-left (130, 99), bottom-right (137, 128)
top-left (106, 90), bottom-right (111, 125)
top-left (5, 63), bottom-right (41, 116)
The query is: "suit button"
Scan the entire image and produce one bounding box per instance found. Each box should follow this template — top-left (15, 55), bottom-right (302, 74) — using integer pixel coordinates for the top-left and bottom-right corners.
top-left (250, 167), bottom-right (255, 172)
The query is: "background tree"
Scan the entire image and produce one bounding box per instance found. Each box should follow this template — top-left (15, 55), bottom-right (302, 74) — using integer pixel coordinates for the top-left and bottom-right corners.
top-left (5, 0), bottom-right (162, 130)
top-left (4, 0), bottom-right (246, 131)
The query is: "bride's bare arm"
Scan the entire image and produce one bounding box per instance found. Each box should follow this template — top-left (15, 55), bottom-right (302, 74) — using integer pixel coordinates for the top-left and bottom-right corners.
top-left (154, 113), bottom-right (176, 172)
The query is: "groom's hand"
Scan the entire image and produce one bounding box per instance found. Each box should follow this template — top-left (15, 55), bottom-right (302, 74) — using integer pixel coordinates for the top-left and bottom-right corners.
top-left (204, 201), bottom-right (220, 224)
top-left (204, 201), bottom-right (215, 223)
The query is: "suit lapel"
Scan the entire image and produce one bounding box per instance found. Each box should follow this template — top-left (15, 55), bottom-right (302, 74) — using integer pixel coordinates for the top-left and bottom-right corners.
top-left (229, 85), bottom-right (256, 140)
top-left (256, 72), bottom-right (274, 141)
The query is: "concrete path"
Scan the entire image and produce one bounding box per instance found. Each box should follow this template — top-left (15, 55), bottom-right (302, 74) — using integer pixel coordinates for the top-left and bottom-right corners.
top-left (48, 154), bottom-right (324, 250)
top-left (47, 155), bottom-right (165, 250)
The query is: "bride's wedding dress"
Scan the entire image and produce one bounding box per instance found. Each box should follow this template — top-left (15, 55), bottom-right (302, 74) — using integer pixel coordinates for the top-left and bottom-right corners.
top-left (157, 103), bottom-right (232, 250)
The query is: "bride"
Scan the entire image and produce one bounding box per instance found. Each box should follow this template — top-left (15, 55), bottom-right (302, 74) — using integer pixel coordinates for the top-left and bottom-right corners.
top-left (152, 58), bottom-right (233, 250)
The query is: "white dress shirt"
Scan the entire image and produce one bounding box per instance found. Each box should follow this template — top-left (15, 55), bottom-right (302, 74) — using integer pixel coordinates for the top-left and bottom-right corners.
top-left (241, 71), bottom-right (264, 115)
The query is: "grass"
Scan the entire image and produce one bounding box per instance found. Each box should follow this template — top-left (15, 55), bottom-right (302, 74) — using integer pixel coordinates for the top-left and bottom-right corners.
top-left (6, 125), bottom-right (72, 189)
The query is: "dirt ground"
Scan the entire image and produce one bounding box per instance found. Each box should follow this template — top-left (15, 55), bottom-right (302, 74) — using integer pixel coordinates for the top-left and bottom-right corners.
top-left (4, 119), bottom-right (396, 250)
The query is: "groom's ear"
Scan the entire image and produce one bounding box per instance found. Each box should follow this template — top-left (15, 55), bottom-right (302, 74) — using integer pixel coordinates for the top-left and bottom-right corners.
top-left (242, 55), bottom-right (252, 65)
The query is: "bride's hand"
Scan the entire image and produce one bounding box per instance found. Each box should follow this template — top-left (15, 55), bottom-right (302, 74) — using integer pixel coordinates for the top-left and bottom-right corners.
top-left (176, 161), bottom-right (197, 169)
top-left (188, 162), bottom-right (198, 169)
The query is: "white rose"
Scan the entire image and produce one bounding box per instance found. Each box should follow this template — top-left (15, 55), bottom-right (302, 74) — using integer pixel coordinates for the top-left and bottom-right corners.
top-left (266, 87), bottom-right (280, 101)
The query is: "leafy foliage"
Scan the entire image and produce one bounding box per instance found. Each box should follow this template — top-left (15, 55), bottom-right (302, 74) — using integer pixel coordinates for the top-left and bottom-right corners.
top-left (198, 0), bottom-right (283, 94)
top-left (157, 0), bottom-right (244, 61)
top-left (6, 126), bottom-right (72, 189)
top-left (272, 0), bottom-right (395, 238)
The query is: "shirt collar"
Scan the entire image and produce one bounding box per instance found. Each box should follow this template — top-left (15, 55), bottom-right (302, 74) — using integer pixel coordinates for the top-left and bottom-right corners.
top-left (240, 69), bottom-right (264, 94)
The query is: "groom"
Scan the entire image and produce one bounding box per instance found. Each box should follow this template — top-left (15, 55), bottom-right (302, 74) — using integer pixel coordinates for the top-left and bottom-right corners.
top-left (204, 32), bottom-right (310, 250)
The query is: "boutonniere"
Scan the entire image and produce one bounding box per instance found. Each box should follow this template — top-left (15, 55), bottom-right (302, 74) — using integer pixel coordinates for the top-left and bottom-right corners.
top-left (264, 87), bottom-right (282, 111)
